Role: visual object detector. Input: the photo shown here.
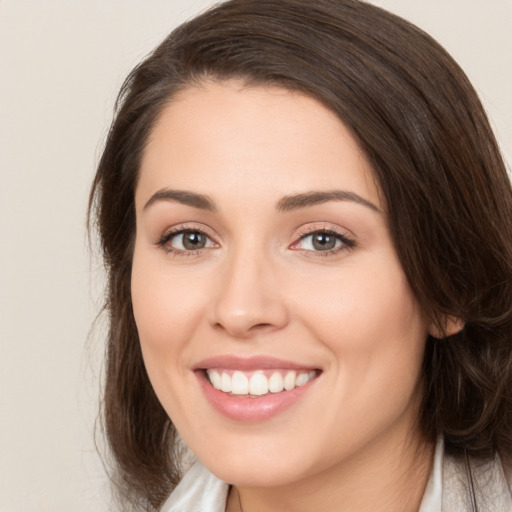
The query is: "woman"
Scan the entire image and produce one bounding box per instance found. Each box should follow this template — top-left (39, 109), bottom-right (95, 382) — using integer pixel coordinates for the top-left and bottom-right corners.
top-left (89, 0), bottom-right (512, 510)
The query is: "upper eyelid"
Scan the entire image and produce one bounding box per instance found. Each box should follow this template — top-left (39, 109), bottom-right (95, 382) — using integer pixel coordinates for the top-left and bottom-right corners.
top-left (158, 223), bottom-right (217, 241)
top-left (298, 227), bottom-right (346, 237)
top-left (155, 222), bottom-right (355, 247)
top-left (290, 224), bottom-right (356, 250)
top-left (156, 226), bottom-right (218, 255)
top-left (294, 223), bottom-right (355, 239)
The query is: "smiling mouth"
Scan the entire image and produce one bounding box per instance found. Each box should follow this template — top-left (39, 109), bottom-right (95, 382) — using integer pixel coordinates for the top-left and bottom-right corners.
top-left (205, 369), bottom-right (319, 397)
top-left (194, 358), bottom-right (322, 421)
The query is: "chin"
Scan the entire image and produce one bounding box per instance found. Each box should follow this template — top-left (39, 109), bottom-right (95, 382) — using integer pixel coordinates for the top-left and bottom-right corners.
top-left (187, 434), bottom-right (319, 487)
top-left (207, 459), bottom-right (309, 488)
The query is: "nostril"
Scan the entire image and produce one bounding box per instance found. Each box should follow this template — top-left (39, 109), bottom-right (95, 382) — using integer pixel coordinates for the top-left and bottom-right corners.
top-left (213, 320), bottom-right (279, 339)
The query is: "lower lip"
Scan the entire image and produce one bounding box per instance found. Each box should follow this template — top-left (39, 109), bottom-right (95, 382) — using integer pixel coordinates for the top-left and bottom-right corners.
top-left (195, 370), bottom-right (319, 422)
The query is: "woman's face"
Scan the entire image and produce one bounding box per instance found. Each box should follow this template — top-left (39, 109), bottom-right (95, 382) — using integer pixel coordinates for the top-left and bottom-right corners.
top-left (132, 81), bottom-right (431, 486)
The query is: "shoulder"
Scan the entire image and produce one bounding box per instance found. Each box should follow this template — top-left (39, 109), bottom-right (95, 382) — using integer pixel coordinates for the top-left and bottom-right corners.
top-left (443, 448), bottom-right (512, 511)
top-left (159, 459), bottom-right (229, 512)
top-left (421, 438), bottom-right (512, 512)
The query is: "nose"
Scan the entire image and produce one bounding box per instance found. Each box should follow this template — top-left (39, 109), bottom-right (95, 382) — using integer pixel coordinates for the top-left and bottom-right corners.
top-left (209, 248), bottom-right (289, 339)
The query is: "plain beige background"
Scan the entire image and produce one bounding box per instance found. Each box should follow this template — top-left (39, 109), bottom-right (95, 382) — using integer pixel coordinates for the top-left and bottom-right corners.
top-left (1, 1), bottom-right (510, 511)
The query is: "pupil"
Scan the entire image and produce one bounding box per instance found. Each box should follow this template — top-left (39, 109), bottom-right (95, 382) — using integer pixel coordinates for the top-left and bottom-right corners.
top-left (312, 233), bottom-right (336, 251)
top-left (183, 232), bottom-right (206, 250)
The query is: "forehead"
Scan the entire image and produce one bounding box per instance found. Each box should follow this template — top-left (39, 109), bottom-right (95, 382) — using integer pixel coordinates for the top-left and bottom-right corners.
top-left (136, 80), bottom-right (381, 211)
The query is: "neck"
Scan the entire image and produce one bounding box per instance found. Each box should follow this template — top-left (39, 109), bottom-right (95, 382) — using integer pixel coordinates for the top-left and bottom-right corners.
top-left (226, 430), bottom-right (434, 512)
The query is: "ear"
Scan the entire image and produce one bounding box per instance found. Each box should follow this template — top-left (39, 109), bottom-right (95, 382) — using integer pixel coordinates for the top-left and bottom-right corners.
top-left (428, 315), bottom-right (465, 339)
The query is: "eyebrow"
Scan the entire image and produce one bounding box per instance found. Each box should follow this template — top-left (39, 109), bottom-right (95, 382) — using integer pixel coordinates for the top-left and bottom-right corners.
top-left (143, 188), bottom-right (380, 214)
top-left (275, 190), bottom-right (380, 213)
top-left (143, 189), bottom-right (217, 211)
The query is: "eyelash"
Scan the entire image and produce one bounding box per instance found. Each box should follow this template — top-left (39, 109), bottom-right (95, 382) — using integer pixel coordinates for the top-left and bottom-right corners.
top-left (292, 227), bottom-right (356, 256)
top-left (156, 225), bottom-right (355, 257)
top-left (156, 225), bottom-right (216, 257)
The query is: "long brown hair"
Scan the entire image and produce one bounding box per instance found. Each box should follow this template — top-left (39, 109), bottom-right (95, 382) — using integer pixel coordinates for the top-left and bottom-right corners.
top-left (89, 0), bottom-right (512, 509)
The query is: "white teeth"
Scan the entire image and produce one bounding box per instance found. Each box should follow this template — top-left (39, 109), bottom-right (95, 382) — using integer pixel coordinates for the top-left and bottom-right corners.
top-left (296, 371), bottom-right (316, 387)
top-left (268, 372), bottom-right (284, 393)
top-left (221, 372), bottom-right (232, 392)
top-left (231, 371), bottom-right (249, 395)
top-left (283, 371), bottom-right (296, 391)
top-left (209, 370), bottom-right (222, 390)
top-left (249, 373), bottom-right (269, 396)
top-left (206, 369), bottom-right (316, 396)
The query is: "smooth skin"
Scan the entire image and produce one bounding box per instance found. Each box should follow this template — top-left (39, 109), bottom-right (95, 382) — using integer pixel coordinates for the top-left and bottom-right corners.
top-left (132, 81), bottom-right (436, 511)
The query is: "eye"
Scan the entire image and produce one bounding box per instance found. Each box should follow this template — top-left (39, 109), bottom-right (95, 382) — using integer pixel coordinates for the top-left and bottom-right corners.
top-left (292, 228), bottom-right (355, 254)
top-left (301, 232), bottom-right (340, 251)
top-left (158, 228), bottom-right (217, 254)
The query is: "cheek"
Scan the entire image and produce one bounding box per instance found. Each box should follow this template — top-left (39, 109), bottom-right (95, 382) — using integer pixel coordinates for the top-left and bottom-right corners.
top-left (290, 254), bottom-right (428, 400)
top-left (130, 247), bottom-right (209, 402)
top-left (296, 260), bottom-right (424, 341)
top-left (130, 247), bottom-right (210, 424)
top-left (292, 268), bottom-right (427, 462)
top-left (131, 249), bottom-right (204, 349)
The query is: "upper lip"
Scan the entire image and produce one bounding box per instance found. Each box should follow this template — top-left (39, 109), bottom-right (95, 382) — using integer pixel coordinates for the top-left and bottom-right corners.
top-left (192, 355), bottom-right (320, 372)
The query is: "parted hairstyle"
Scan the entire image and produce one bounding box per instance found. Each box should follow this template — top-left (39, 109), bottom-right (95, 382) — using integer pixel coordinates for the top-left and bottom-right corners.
top-left (88, 0), bottom-right (512, 509)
